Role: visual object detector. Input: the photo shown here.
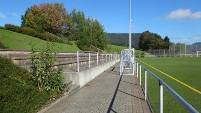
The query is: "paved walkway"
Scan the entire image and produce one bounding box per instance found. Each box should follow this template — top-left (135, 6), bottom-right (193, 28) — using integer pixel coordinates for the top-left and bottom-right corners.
top-left (41, 63), bottom-right (151, 113)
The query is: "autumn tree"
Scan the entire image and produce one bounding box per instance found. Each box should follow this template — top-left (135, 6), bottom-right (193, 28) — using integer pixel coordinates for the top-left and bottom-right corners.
top-left (21, 3), bottom-right (72, 35)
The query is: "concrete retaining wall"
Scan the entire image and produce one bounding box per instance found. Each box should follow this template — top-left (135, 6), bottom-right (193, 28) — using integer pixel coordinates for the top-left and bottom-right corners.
top-left (63, 59), bottom-right (120, 87)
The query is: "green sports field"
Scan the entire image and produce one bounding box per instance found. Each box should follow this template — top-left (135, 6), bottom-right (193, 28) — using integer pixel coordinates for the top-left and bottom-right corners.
top-left (136, 57), bottom-right (201, 113)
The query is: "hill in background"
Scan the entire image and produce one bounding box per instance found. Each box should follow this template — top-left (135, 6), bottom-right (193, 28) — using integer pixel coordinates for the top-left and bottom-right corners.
top-left (186, 42), bottom-right (201, 52)
top-left (107, 33), bottom-right (142, 49)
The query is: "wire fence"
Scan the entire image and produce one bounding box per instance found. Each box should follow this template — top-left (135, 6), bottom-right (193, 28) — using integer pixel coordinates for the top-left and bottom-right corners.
top-left (139, 44), bottom-right (201, 57)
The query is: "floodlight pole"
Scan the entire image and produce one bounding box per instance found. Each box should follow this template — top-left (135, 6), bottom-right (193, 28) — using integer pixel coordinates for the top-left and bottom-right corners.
top-left (129, 0), bottom-right (132, 50)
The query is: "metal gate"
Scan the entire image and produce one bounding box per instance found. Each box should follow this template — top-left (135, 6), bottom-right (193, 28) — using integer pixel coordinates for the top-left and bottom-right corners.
top-left (120, 48), bottom-right (134, 75)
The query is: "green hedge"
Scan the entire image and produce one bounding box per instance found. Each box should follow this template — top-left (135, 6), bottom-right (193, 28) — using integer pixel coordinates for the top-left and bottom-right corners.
top-left (0, 57), bottom-right (51, 113)
top-left (4, 24), bottom-right (72, 45)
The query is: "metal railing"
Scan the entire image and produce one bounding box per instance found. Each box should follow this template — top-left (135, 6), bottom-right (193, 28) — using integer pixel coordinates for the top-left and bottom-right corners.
top-left (77, 51), bottom-right (119, 72)
top-left (135, 60), bottom-right (198, 113)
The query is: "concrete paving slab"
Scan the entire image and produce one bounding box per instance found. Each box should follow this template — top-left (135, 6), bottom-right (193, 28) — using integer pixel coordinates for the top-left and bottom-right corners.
top-left (40, 62), bottom-right (151, 113)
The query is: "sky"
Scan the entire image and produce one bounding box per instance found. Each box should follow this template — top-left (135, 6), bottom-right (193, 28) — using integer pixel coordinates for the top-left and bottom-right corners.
top-left (0, 0), bottom-right (201, 44)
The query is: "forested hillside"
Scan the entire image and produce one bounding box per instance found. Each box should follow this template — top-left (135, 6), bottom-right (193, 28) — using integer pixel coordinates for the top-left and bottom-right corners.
top-left (186, 42), bottom-right (201, 52)
top-left (107, 33), bottom-right (142, 49)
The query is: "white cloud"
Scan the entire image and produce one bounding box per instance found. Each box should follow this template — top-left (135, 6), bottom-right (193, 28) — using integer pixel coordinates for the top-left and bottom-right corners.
top-left (190, 12), bottom-right (201, 19)
top-left (166, 8), bottom-right (201, 20)
top-left (166, 9), bottom-right (191, 19)
top-left (191, 35), bottom-right (201, 39)
top-left (0, 12), bottom-right (6, 18)
top-left (11, 13), bottom-right (20, 18)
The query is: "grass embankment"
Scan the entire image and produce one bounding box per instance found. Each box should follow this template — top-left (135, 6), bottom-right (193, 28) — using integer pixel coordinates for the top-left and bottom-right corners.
top-left (0, 29), bottom-right (139, 53)
top-left (0, 57), bottom-right (52, 113)
top-left (137, 57), bottom-right (201, 113)
top-left (108, 45), bottom-right (143, 54)
top-left (0, 29), bottom-right (79, 52)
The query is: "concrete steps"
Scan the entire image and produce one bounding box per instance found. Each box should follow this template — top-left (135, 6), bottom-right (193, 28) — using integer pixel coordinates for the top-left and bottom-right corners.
top-left (63, 80), bottom-right (80, 96)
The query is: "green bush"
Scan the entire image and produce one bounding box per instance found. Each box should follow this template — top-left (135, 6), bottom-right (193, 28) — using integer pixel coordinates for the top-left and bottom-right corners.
top-left (4, 24), bottom-right (22, 33)
top-left (30, 42), bottom-right (64, 93)
top-left (0, 57), bottom-right (51, 113)
top-left (22, 27), bottom-right (38, 37)
top-left (3, 24), bottom-right (73, 45)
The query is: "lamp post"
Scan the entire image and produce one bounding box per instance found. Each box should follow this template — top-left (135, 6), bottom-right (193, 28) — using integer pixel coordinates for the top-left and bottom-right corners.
top-left (129, 0), bottom-right (132, 50)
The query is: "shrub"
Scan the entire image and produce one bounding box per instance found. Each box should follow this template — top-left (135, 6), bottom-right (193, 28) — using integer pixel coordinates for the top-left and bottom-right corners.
top-left (22, 27), bottom-right (38, 37)
top-left (30, 42), bottom-right (64, 93)
top-left (4, 24), bottom-right (22, 33)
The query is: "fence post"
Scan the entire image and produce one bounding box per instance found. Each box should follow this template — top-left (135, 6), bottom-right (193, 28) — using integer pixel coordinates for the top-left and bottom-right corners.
top-left (145, 69), bottom-right (147, 101)
top-left (106, 54), bottom-right (107, 62)
top-left (110, 54), bottom-right (112, 61)
top-left (159, 81), bottom-right (163, 113)
top-left (97, 53), bottom-right (98, 65)
top-left (89, 52), bottom-right (91, 68)
top-left (102, 54), bottom-right (103, 63)
top-left (135, 61), bottom-right (137, 75)
top-left (137, 62), bottom-right (138, 78)
top-left (140, 65), bottom-right (141, 86)
top-left (77, 51), bottom-right (79, 72)
top-left (164, 49), bottom-right (165, 57)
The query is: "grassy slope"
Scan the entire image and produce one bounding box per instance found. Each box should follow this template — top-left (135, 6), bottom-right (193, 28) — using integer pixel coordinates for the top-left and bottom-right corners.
top-left (0, 29), bottom-right (79, 52)
top-left (0, 29), bottom-right (143, 53)
top-left (137, 57), bottom-right (201, 113)
top-left (109, 45), bottom-right (143, 54)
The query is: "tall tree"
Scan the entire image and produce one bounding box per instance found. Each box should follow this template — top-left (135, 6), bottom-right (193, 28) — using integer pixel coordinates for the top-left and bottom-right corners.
top-left (69, 9), bottom-right (86, 41)
top-left (139, 31), bottom-right (171, 50)
top-left (76, 18), bottom-right (107, 51)
top-left (163, 36), bottom-right (170, 49)
top-left (21, 3), bottom-right (72, 35)
top-left (70, 9), bottom-right (107, 51)
top-left (139, 31), bottom-right (151, 50)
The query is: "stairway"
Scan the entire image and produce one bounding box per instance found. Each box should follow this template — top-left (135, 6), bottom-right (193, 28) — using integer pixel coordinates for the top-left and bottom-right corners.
top-left (63, 80), bottom-right (80, 96)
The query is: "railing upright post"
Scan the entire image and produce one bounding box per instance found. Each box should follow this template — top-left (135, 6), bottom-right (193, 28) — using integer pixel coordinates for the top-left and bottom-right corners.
top-left (137, 62), bottom-right (138, 78)
top-left (106, 54), bottom-right (107, 62)
top-left (140, 65), bottom-right (141, 86)
top-left (111, 54), bottom-right (112, 61)
top-left (97, 53), bottom-right (98, 65)
top-left (159, 82), bottom-right (164, 113)
top-left (102, 54), bottom-right (103, 63)
top-left (134, 61), bottom-right (136, 74)
top-left (145, 69), bottom-right (147, 101)
top-left (135, 61), bottom-right (136, 74)
top-left (89, 52), bottom-right (91, 68)
top-left (77, 51), bottom-right (79, 72)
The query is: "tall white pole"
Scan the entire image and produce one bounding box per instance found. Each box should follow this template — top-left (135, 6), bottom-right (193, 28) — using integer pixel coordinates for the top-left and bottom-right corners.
top-left (129, 0), bottom-right (132, 50)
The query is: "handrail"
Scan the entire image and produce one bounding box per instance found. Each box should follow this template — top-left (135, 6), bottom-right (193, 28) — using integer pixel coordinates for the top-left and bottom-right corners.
top-left (135, 60), bottom-right (198, 113)
top-left (77, 50), bottom-right (119, 72)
